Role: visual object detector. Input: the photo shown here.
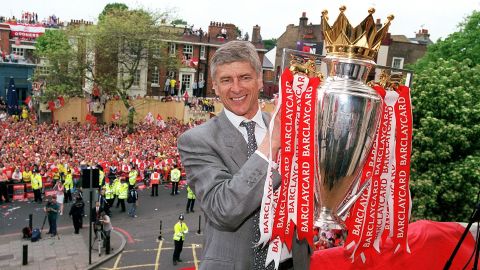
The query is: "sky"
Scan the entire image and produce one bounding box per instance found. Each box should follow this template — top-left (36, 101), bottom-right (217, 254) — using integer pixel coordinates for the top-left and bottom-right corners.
top-left (5, 0), bottom-right (480, 42)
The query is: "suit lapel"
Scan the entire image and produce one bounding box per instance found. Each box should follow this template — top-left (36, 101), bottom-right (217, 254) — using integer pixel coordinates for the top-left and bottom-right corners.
top-left (218, 110), bottom-right (272, 169)
top-left (218, 111), bottom-right (248, 168)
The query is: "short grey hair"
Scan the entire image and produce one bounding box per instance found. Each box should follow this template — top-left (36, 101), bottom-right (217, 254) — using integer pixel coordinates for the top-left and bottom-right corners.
top-left (210, 40), bottom-right (262, 79)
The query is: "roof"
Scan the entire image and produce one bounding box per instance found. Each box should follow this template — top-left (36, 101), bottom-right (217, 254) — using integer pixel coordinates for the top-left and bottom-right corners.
top-left (263, 54), bottom-right (273, 70)
top-left (391, 35), bottom-right (411, 43)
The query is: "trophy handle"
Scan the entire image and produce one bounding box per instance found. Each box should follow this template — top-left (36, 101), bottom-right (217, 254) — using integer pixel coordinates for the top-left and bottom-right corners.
top-left (280, 48), bottom-right (324, 73)
top-left (337, 179), bottom-right (370, 218)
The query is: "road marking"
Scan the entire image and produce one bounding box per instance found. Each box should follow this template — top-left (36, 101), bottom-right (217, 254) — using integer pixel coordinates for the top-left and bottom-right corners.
top-left (154, 239), bottom-right (163, 270)
top-left (113, 253), bottom-right (122, 269)
top-left (192, 243), bottom-right (199, 269)
top-left (113, 226), bottom-right (135, 243)
top-left (108, 264), bottom-right (156, 269)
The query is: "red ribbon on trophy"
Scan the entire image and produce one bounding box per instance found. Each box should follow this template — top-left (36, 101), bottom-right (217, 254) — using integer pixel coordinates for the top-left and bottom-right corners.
top-left (344, 85), bottom-right (413, 261)
top-left (263, 68), bottom-right (320, 268)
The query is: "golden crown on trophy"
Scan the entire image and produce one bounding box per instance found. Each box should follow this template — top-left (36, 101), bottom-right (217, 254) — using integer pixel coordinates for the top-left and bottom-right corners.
top-left (321, 6), bottom-right (394, 60)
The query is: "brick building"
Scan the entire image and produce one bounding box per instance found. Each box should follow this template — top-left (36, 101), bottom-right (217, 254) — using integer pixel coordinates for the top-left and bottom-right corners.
top-left (274, 12), bottom-right (324, 76)
top-left (152, 22), bottom-right (266, 98)
top-left (377, 25), bottom-right (433, 71)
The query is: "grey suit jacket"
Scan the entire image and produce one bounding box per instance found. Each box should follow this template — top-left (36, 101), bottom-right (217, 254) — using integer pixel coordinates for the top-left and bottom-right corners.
top-left (178, 110), bottom-right (310, 270)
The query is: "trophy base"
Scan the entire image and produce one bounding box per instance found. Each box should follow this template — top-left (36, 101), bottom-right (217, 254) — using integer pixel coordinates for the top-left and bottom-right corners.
top-left (314, 207), bottom-right (347, 249)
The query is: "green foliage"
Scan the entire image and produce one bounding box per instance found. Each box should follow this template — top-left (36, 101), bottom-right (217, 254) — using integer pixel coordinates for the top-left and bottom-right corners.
top-left (98, 3), bottom-right (129, 21)
top-left (34, 29), bottom-right (84, 102)
top-left (414, 10), bottom-right (480, 71)
top-left (411, 57), bottom-right (480, 221)
top-left (171, 19), bottom-right (187, 26)
top-left (410, 10), bottom-right (480, 222)
top-left (263, 38), bottom-right (277, 51)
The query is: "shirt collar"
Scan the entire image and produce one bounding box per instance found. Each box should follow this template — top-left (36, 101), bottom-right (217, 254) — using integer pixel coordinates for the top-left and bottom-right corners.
top-left (224, 108), bottom-right (266, 130)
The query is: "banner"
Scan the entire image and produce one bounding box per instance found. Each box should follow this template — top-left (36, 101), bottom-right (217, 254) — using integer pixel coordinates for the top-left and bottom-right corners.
top-left (47, 96), bottom-right (65, 111)
top-left (7, 22), bottom-right (45, 40)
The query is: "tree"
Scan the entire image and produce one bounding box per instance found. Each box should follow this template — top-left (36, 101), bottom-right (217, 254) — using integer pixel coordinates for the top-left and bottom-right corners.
top-left (171, 19), bottom-right (187, 26)
top-left (90, 7), bottom-right (179, 132)
top-left (37, 5), bottom-right (179, 131)
top-left (34, 29), bottom-right (84, 101)
top-left (410, 10), bottom-right (480, 222)
top-left (414, 11), bottom-right (480, 70)
top-left (263, 38), bottom-right (277, 51)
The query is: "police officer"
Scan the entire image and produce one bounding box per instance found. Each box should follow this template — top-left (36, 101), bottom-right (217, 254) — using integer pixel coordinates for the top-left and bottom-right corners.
top-left (31, 169), bottom-right (43, 203)
top-left (128, 167), bottom-right (138, 190)
top-left (170, 165), bottom-right (181, 196)
top-left (117, 178), bottom-right (128, 212)
top-left (172, 214), bottom-right (188, 265)
top-left (64, 169), bottom-right (74, 203)
top-left (186, 185), bottom-right (196, 213)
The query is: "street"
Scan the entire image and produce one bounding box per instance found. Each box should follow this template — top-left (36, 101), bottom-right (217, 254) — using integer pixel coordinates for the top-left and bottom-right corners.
top-left (0, 182), bottom-right (204, 270)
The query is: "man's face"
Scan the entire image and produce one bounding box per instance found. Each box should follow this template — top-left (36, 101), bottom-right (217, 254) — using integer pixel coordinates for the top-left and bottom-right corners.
top-left (213, 61), bottom-right (262, 119)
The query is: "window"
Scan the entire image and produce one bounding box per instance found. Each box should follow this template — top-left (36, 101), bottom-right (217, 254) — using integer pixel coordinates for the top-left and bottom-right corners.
top-left (133, 69), bottom-right (141, 86)
top-left (169, 43), bottom-right (176, 57)
top-left (392, 57), bottom-right (404, 69)
top-left (37, 65), bottom-right (50, 76)
top-left (181, 74), bottom-right (192, 90)
top-left (200, 45), bottom-right (206, 60)
top-left (183, 44), bottom-right (193, 60)
top-left (151, 66), bottom-right (159, 85)
top-left (152, 44), bottom-right (161, 58)
top-left (12, 47), bottom-right (25, 57)
top-left (167, 71), bottom-right (176, 79)
top-left (199, 72), bottom-right (204, 82)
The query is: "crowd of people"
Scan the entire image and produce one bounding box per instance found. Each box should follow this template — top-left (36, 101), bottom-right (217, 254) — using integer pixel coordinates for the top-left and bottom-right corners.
top-left (0, 116), bottom-right (202, 204)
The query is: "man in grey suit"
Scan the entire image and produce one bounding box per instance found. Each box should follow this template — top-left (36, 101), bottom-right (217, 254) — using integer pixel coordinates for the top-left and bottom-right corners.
top-left (178, 40), bottom-right (310, 269)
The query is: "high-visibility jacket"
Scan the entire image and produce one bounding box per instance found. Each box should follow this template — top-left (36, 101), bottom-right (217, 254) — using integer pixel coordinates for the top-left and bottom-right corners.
top-left (113, 178), bottom-right (121, 196)
top-left (57, 163), bottom-right (66, 174)
top-left (64, 173), bottom-right (74, 190)
top-left (150, 172), bottom-right (160, 185)
top-left (104, 183), bottom-right (114, 199)
top-left (118, 183), bottom-right (129, 199)
top-left (31, 174), bottom-right (43, 190)
top-left (22, 171), bottom-right (32, 182)
top-left (187, 186), bottom-right (196, 200)
top-left (129, 170), bottom-right (138, 185)
top-left (170, 168), bottom-right (181, 183)
top-left (173, 221), bottom-right (189, 241)
top-left (99, 170), bottom-right (105, 186)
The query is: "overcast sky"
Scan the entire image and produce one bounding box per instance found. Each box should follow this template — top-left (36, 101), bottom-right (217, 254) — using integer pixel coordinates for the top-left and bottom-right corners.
top-left (6, 0), bottom-right (479, 42)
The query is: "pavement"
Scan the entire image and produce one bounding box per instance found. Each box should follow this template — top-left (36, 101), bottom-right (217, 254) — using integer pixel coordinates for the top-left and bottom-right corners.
top-left (0, 181), bottom-right (204, 270)
top-left (0, 206), bottom-right (126, 270)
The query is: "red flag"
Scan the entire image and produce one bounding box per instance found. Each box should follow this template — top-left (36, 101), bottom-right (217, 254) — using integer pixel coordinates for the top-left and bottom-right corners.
top-left (57, 96), bottom-right (65, 107)
top-left (190, 57), bottom-right (199, 67)
top-left (48, 100), bottom-right (55, 111)
top-left (86, 114), bottom-right (97, 124)
top-left (49, 96), bottom-right (65, 111)
top-left (24, 96), bottom-right (33, 110)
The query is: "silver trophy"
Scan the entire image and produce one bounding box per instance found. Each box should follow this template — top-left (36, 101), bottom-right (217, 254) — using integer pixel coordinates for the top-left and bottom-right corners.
top-left (312, 7), bottom-right (394, 247)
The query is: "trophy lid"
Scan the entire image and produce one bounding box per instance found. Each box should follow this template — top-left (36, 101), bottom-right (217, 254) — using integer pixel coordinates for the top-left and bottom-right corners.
top-left (321, 6), bottom-right (394, 61)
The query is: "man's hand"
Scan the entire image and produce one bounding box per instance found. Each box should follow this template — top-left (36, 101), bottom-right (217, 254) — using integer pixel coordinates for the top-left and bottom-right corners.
top-left (257, 97), bottom-right (281, 159)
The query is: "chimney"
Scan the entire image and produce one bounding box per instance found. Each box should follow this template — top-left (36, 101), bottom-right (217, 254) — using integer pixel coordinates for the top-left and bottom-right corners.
top-left (415, 28), bottom-right (430, 42)
top-left (375, 18), bottom-right (382, 30)
top-left (299, 12), bottom-right (308, 28)
top-left (252, 24), bottom-right (261, 43)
